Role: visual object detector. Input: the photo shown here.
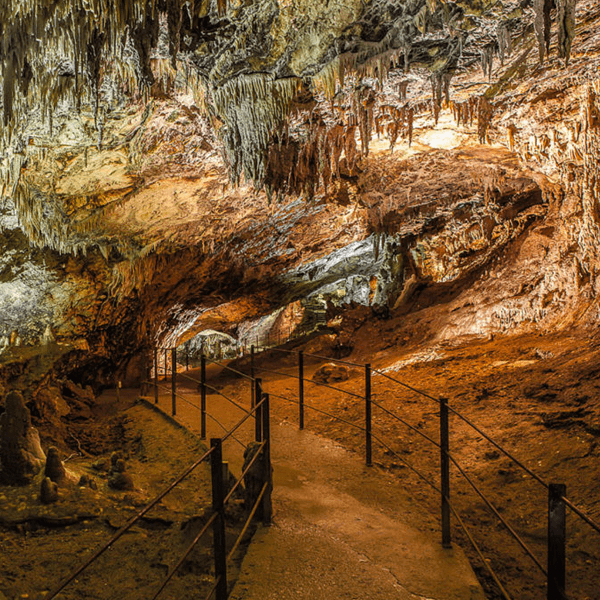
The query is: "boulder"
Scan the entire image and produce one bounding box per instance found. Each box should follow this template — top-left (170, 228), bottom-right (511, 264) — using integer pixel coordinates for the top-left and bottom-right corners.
top-left (0, 391), bottom-right (46, 485)
top-left (312, 363), bottom-right (350, 384)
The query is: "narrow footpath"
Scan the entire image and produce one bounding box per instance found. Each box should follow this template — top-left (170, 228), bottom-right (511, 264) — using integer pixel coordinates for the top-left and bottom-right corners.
top-left (148, 367), bottom-right (486, 600)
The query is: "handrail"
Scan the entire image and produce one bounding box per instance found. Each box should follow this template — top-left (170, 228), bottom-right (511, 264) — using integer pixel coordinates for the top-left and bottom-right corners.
top-left (447, 451), bottom-right (547, 576)
top-left (370, 398), bottom-right (440, 448)
top-left (206, 357), bottom-right (255, 381)
top-left (254, 365), bottom-right (364, 400)
top-left (45, 445), bottom-right (216, 600)
top-left (372, 368), bottom-right (441, 405)
top-left (449, 504), bottom-right (513, 600)
top-left (270, 347), bottom-right (365, 368)
top-left (222, 395), bottom-right (267, 444)
top-left (268, 391), bottom-right (367, 433)
top-left (203, 575), bottom-right (222, 600)
top-left (204, 382), bottom-right (254, 416)
top-left (562, 496), bottom-right (600, 535)
top-left (224, 440), bottom-right (267, 505)
top-left (150, 512), bottom-right (219, 600)
top-left (227, 481), bottom-right (269, 562)
top-left (205, 412), bottom-right (247, 449)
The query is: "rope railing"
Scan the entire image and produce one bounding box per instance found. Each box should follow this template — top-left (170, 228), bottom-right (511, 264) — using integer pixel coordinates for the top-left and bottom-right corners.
top-left (205, 357), bottom-right (255, 381)
top-left (49, 360), bottom-right (273, 600)
top-left (370, 397), bottom-right (440, 448)
top-left (270, 347), bottom-right (365, 368)
top-left (267, 391), bottom-right (368, 433)
top-left (370, 369), bottom-right (600, 537)
top-left (149, 512), bottom-right (219, 600)
top-left (45, 445), bottom-right (216, 600)
top-left (230, 347), bottom-right (597, 600)
top-left (224, 440), bottom-right (267, 505)
top-left (143, 343), bottom-right (597, 599)
top-left (227, 481), bottom-right (269, 562)
top-left (253, 364), bottom-right (365, 400)
top-left (205, 412), bottom-right (247, 449)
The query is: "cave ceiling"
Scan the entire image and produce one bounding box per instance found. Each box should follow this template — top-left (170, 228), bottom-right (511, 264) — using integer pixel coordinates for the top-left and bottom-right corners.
top-left (0, 0), bottom-right (599, 362)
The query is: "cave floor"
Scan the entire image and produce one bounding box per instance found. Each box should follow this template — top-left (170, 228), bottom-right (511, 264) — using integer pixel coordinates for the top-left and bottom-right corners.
top-left (160, 327), bottom-right (600, 600)
top-left (148, 368), bottom-right (484, 600)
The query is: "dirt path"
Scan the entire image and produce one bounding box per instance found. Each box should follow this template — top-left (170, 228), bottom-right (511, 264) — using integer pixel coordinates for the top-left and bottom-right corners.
top-left (157, 329), bottom-right (600, 600)
top-left (151, 366), bottom-right (485, 600)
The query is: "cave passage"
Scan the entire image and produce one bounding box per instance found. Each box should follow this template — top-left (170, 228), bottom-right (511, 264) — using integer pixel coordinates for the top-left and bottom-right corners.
top-left (1, 0), bottom-right (600, 599)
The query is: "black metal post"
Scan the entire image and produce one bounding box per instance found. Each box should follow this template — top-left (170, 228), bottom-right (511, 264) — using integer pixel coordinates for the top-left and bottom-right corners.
top-left (210, 438), bottom-right (228, 600)
top-left (200, 355), bottom-right (207, 440)
top-left (171, 348), bottom-right (177, 416)
top-left (140, 351), bottom-right (146, 397)
top-left (299, 351), bottom-right (304, 430)
top-left (262, 393), bottom-right (272, 525)
top-left (440, 396), bottom-right (451, 548)
top-left (255, 378), bottom-right (263, 442)
top-left (185, 347), bottom-right (189, 371)
top-left (250, 345), bottom-right (255, 409)
top-left (163, 349), bottom-right (168, 381)
top-left (548, 483), bottom-right (566, 600)
top-left (365, 363), bottom-right (372, 466)
top-left (153, 347), bottom-right (158, 405)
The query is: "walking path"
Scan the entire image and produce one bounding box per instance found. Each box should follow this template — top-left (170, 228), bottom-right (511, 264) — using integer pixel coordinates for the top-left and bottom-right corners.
top-left (147, 370), bottom-right (486, 600)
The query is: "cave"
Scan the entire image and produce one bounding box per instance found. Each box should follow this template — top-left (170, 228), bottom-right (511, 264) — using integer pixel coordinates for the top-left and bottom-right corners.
top-left (1, 0), bottom-right (599, 598)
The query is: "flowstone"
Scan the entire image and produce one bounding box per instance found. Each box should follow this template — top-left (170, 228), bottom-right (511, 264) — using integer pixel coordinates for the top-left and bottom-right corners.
top-left (0, 391), bottom-right (46, 485)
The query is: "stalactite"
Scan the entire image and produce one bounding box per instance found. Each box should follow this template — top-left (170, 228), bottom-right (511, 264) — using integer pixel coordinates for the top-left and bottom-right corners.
top-left (557, 0), bottom-right (576, 64)
top-left (398, 80), bottom-right (408, 102)
top-left (534, 0), bottom-right (554, 62)
top-left (480, 44), bottom-right (495, 81)
top-left (477, 96), bottom-right (494, 144)
top-left (496, 21), bottom-right (513, 66)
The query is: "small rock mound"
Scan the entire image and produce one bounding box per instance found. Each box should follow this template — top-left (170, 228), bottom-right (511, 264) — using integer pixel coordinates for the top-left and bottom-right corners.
top-left (40, 477), bottom-right (58, 504)
top-left (44, 446), bottom-right (67, 484)
top-left (108, 453), bottom-right (134, 491)
top-left (312, 363), bottom-right (350, 384)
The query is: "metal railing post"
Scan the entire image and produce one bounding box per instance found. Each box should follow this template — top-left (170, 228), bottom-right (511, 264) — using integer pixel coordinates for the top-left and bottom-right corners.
top-left (185, 347), bottom-right (189, 371)
top-left (163, 349), bottom-right (168, 381)
top-left (153, 348), bottom-right (158, 404)
top-left (298, 351), bottom-right (305, 430)
top-left (171, 348), bottom-right (177, 416)
top-left (365, 363), bottom-right (372, 467)
top-left (200, 355), bottom-right (207, 439)
top-left (440, 396), bottom-right (451, 548)
top-left (210, 438), bottom-right (228, 600)
top-left (140, 350), bottom-right (146, 397)
top-left (548, 483), bottom-right (566, 600)
top-left (255, 378), bottom-right (263, 443)
top-left (250, 345), bottom-right (255, 409)
top-left (262, 393), bottom-right (272, 526)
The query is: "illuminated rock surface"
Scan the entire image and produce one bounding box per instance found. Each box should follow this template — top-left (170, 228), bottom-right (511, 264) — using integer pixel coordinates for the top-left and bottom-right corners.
top-left (1, 0), bottom-right (600, 597)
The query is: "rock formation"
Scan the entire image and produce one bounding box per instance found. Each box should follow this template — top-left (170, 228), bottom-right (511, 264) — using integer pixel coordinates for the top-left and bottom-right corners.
top-left (39, 476), bottom-right (59, 505)
top-left (0, 391), bottom-right (45, 485)
top-left (107, 453), bottom-right (134, 491)
top-left (44, 446), bottom-right (67, 485)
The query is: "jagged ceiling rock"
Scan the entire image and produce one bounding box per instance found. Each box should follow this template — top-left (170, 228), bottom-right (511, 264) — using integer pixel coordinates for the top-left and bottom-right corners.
top-left (0, 0), bottom-right (599, 391)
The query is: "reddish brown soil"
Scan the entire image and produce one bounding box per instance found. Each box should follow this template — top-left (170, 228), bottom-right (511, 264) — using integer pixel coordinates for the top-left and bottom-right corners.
top-left (195, 329), bottom-right (600, 600)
